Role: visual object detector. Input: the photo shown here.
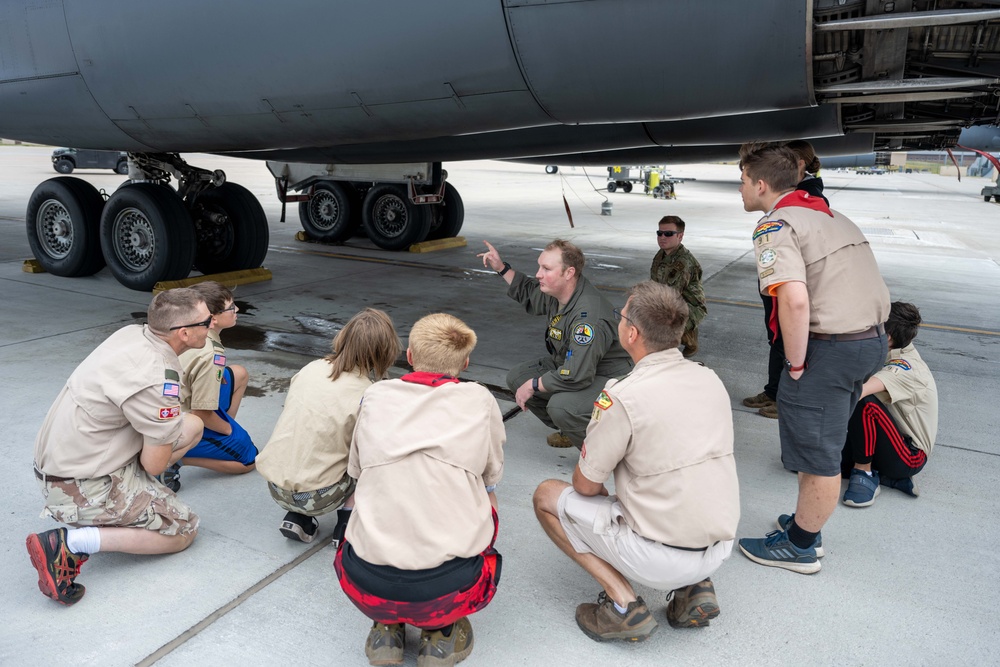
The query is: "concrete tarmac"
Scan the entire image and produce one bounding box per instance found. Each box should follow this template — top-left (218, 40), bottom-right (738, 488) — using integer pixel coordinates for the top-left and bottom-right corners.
top-left (1, 146), bottom-right (997, 665)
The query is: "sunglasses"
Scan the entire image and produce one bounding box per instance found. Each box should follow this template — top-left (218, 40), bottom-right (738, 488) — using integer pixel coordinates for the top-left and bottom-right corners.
top-left (656, 230), bottom-right (680, 237)
top-left (169, 315), bottom-right (213, 331)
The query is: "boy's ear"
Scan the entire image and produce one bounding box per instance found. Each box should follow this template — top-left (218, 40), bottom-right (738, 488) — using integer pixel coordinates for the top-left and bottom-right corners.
top-left (463, 356), bottom-right (470, 371)
top-left (406, 348), bottom-right (414, 367)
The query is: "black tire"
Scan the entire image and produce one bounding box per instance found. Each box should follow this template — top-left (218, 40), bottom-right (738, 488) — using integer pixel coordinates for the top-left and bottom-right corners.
top-left (623, 182), bottom-right (633, 193)
top-left (986, 196), bottom-right (992, 202)
top-left (545, 165), bottom-right (559, 174)
top-left (994, 195), bottom-right (1000, 203)
top-left (361, 184), bottom-right (432, 250)
top-left (192, 182), bottom-right (269, 274)
top-left (53, 159), bottom-right (74, 174)
top-left (426, 182), bottom-right (465, 240)
top-left (607, 182), bottom-right (617, 193)
top-left (297, 181), bottom-right (358, 242)
top-left (26, 177), bottom-right (107, 277)
top-left (100, 183), bottom-right (196, 291)
top-left (115, 159), bottom-right (130, 175)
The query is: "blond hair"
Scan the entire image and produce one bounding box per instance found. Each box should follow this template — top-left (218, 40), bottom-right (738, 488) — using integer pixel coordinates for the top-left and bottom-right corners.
top-left (147, 288), bottom-right (206, 333)
top-left (408, 313), bottom-right (477, 376)
top-left (325, 308), bottom-right (401, 381)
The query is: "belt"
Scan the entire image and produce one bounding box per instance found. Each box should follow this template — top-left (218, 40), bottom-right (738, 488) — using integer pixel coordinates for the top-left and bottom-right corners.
top-left (662, 541), bottom-right (715, 553)
top-left (33, 466), bottom-right (75, 483)
top-left (809, 323), bottom-right (885, 342)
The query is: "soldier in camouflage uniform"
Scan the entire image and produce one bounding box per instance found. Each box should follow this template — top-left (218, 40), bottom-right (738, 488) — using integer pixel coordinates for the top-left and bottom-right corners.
top-left (650, 216), bottom-right (707, 357)
top-left (25, 289), bottom-right (209, 606)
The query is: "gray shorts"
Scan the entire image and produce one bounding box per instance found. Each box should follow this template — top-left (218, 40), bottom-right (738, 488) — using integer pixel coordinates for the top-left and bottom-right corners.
top-left (777, 335), bottom-right (887, 476)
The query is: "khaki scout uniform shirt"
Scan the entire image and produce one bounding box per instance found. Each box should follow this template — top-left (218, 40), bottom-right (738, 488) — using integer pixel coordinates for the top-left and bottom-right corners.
top-left (650, 244), bottom-right (707, 332)
top-left (754, 199), bottom-right (890, 334)
top-left (178, 329), bottom-right (226, 411)
top-left (34, 325), bottom-right (185, 479)
top-left (579, 349), bottom-right (740, 548)
top-left (873, 343), bottom-right (938, 455)
top-left (347, 378), bottom-right (505, 570)
top-left (507, 273), bottom-right (632, 392)
top-left (257, 360), bottom-right (372, 492)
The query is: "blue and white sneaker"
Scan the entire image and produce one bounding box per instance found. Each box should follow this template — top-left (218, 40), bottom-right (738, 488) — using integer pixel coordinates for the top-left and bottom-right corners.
top-left (739, 530), bottom-right (821, 574)
top-left (775, 514), bottom-right (824, 557)
top-left (843, 468), bottom-right (880, 507)
top-left (880, 475), bottom-right (920, 498)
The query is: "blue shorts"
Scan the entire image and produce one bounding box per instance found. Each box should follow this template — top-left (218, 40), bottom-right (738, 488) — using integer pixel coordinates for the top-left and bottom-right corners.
top-left (185, 367), bottom-right (257, 465)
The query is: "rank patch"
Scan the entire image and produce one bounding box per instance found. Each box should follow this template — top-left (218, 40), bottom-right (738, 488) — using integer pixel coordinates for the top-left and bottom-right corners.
top-left (758, 248), bottom-right (778, 268)
top-left (886, 359), bottom-right (912, 371)
top-left (213, 354), bottom-right (226, 366)
top-left (595, 391), bottom-right (613, 410)
top-left (753, 220), bottom-right (783, 240)
top-left (573, 323), bottom-right (595, 345)
top-left (158, 406), bottom-right (181, 420)
top-left (759, 268), bottom-right (774, 279)
top-left (162, 382), bottom-right (179, 397)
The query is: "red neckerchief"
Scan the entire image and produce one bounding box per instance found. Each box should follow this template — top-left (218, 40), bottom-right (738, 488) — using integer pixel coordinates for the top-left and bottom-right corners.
top-left (773, 190), bottom-right (833, 217)
top-left (400, 371), bottom-right (460, 386)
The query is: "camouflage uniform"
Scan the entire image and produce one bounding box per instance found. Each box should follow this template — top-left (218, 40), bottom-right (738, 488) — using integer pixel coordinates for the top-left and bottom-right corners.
top-left (650, 244), bottom-right (707, 356)
top-left (267, 473), bottom-right (356, 517)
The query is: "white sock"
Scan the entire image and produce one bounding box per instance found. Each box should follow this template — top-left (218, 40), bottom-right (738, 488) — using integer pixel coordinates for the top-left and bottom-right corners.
top-left (66, 527), bottom-right (101, 555)
top-left (613, 600), bottom-right (629, 614)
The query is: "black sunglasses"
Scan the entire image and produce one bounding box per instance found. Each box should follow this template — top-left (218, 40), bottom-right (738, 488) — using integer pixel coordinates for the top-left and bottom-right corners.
top-left (169, 315), bottom-right (213, 331)
top-left (656, 230), bottom-right (680, 237)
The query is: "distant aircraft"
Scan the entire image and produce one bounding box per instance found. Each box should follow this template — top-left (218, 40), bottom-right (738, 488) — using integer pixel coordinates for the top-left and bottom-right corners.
top-left (3, 1), bottom-right (1000, 290)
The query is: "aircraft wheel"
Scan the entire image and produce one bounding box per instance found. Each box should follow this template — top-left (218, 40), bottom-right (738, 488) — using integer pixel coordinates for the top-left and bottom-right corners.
top-left (115, 159), bottom-right (130, 175)
top-left (362, 184), bottom-right (431, 250)
top-left (427, 182), bottom-right (464, 240)
top-left (26, 177), bottom-right (107, 277)
top-left (53, 159), bottom-right (74, 174)
top-left (192, 182), bottom-right (269, 274)
top-left (623, 182), bottom-right (633, 193)
top-left (545, 165), bottom-right (559, 174)
top-left (298, 181), bottom-right (358, 242)
top-left (607, 182), bottom-right (617, 193)
top-left (100, 183), bottom-right (195, 291)
top-left (986, 196), bottom-right (992, 202)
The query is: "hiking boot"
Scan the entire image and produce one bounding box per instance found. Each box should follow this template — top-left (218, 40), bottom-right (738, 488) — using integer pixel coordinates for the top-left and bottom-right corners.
top-left (365, 622), bottom-right (404, 666)
top-left (665, 578), bottom-right (720, 628)
top-left (575, 592), bottom-right (658, 642)
top-left (776, 513), bottom-right (825, 557)
top-left (25, 528), bottom-right (89, 605)
top-left (279, 511), bottom-right (319, 543)
top-left (742, 391), bottom-right (775, 409)
top-left (843, 469), bottom-right (880, 507)
top-left (759, 403), bottom-right (779, 419)
top-left (738, 529), bottom-right (821, 575)
top-left (546, 432), bottom-right (574, 448)
top-left (417, 617), bottom-right (473, 667)
top-left (880, 474), bottom-right (920, 498)
top-left (156, 462), bottom-right (181, 492)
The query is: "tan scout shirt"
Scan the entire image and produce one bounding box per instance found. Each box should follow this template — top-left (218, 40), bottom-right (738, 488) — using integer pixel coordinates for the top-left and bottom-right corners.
top-left (347, 377), bottom-right (505, 570)
top-left (754, 201), bottom-right (890, 334)
top-left (579, 349), bottom-right (739, 549)
top-left (257, 360), bottom-right (372, 491)
top-left (873, 344), bottom-right (938, 455)
top-left (178, 329), bottom-right (226, 411)
top-left (34, 325), bottom-right (185, 479)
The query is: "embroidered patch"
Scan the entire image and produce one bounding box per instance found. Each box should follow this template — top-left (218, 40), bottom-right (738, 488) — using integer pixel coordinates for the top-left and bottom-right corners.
top-left (759, 268), bottom-right (774, 279)
top-left (213, 354), bottom-right (226, 366)
top-left (756, 234), bottom-right (772, 247)
top-left (886, 359), bottom-right (912, 371)
top-left (573, 323), bottom-right (595, 345)
top-left (753, 220), bottom-right (783, 240)
top-left (559, 369), bottom-right (571, 376)
top-left (579, 311), bottom-right (587, 319)
top-left (591, 406), bottom-right (602, 422)
top-left (758, 248), bottom-right (778, 268)
top-left (217, 368), bottom-right (224, 381)
top-left (595, 391), bottom-right (613, 410)
top-left (162, 382), bottom-right (179, 397)
top-left (548, 327), bottom-right (563, 341)
top-left (157, 406), bottom-right (180, 420)
top-left (164, 369), bottom-right (180, 381)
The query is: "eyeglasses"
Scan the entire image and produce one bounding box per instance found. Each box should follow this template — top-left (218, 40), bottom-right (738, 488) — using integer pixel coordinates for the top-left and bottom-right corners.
top-left (219, 303), bottom-right (238, 314)
top-left (613, 308), bottom-right (636, 326)
top-left (656, 230), bottom-right (680, 237)
top-left (169, 315), bottom-right (213, 331)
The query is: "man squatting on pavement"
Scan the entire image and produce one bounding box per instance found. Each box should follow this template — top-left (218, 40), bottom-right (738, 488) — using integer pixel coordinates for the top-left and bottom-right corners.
top-left (479, 238), bottom-right (633, 449)
top-left (334, 313), bottom-right (504, 666)
top-left (26, 289), bottom-right (210, 605)
top-left (534, 281), bottom-right (740, 642)
top-left (649, 215), bottom-right (707, 358)
top-left (736, 142), bottom-right (890, 574)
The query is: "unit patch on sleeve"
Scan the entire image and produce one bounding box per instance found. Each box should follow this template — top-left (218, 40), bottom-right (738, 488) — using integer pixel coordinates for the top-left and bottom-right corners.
top-left (162, 382), bottom-right (180, 397)
top-left (752, 220), bottom-right (783, 240)
top-left (885, 359), bottom-right (912, 371)
top-left (758, 248), bottom-right (778, 268)
top-left (213, 354), bottom-right (226, 366)
top-left (157, 406), bottom-right (181, 420)
top-left (594, 391), bottom-right (613, 410)
top-left (573, 323), bottom-right (595, 345)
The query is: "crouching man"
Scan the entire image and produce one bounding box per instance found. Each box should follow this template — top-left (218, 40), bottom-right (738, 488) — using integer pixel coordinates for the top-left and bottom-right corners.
top-left (533, 281), bottom-right (740, 641)
top-left (334, 313), bottom-right (505, 666)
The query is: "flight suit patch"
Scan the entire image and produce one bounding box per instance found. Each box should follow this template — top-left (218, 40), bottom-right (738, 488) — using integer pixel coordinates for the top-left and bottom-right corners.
top-left (886, 359), bottom-right (912, 371)
top-left (753, 220), bottom-right (783, 240)
top-left (559, 369), bottom-right (571, 376)
top-left (548, 327), bottom-right (563, 341)
top-left (759, 268), bottom-right (774, 279)
top-left (162, 382), bottom-right (179, 397)
top-left (595, 391), bottom-right (613, 410)
top-left (573, 323), bottom-right (595, 345)
top-left (213, 354), bottom-right (226, 366)
top-left (758, 248), bottom-right (777, 268)
top-left (158, 406), bottom-right (180, 420)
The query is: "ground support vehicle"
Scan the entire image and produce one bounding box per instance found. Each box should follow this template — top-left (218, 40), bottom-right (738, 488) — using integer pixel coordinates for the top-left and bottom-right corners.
top-left (51, 148), bottom-right (129, 175)
top-left (981, 184), bottom-right (1000, 202)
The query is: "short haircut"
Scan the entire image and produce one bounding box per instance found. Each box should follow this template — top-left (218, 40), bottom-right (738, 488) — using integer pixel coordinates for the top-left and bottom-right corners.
top-left (544, 239), bottom-right (585, 275)
top-left (658, 215), bottom-right (686, 233)
top-left (885, 301), bottom-right (922, 349)
top-left (738, 142), bottom-right (801, 192)
top-left (785, 139), bottom-right (821, 175)
top-left (326, 308), bottom-right (401, 381)
top-left (147, 288), bottom-right (206, 332)
top-left (407, 313), bottom-right (477, 377)
top-left (189, 281), bottom-right (234, 315)
top-left (623, 281), bottom-right (688, 352)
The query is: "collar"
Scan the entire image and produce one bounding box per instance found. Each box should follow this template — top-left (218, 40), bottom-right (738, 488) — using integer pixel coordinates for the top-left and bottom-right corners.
top-left (400, 371), bottom-right (461, 386)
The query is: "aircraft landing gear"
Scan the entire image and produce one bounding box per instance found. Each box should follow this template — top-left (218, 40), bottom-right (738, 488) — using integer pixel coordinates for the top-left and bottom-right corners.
top-left (362, 184), bottom-right (432, 251)
top-left (26, 177), bottom-right (106, 277)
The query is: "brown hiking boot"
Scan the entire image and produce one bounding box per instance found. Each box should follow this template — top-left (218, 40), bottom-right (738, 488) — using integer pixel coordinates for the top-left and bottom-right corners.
top-left (575, 592), bottom-right (658, 642)
top-left (417, 617), bottom-right (473, 666)
top-left (666, 578), bottom-right (721, 628)
top-left (742, 391), bottom-right (775, 409)
top-left (365, 622), bottom-right (404, 666)
top-left (546, 432), bottom-right (574, 448)
top-left (25, 527), bottom-right (89, 605)
top-left (759, 403), bottom-right (779, 419)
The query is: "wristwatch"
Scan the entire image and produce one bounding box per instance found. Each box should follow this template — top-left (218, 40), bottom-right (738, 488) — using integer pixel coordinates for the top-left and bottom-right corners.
top-left (498, 261), bottom-right (511, 276)
top-left (531, 377), bottom-right (539, 391)
top-left (784, 358), bottom-right (806, 373)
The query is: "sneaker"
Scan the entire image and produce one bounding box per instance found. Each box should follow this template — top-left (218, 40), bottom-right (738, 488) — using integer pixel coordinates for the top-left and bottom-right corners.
top-left (843, 468), bottom-right (880, 507)
top-left (665, 578), bottom-right (720, 628)
top-left (575, 592), bottom-right (658, 642)
top-left (759, 403), bottom-right (779, 419)
top-left (775, 514), bottom-right (825, 557)
top-left (25, 528), bottom-right (89, 605)
top-left (417, 617), bottom-right (473, 667)
top-left (546, 432), bottom-right (574, 448)
top-left (881, 475), bottom-right (920, 498)
top-left (279, 511), bottom-right (319, 543)
top-left (738, 530), bottom-right (821, 574)
top-left (742, 391), bottom-right (775, 409)
top-left (365, 622), bottom-right (404, 666)
top-left (156, 462), bottom-right (181, 493)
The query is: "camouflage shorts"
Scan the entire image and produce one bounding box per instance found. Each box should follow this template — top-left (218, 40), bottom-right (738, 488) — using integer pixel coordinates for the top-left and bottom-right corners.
top-left (36, 459), bottom-right (199, 536)
top-left (267, 472), bottom-right (356, 517)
